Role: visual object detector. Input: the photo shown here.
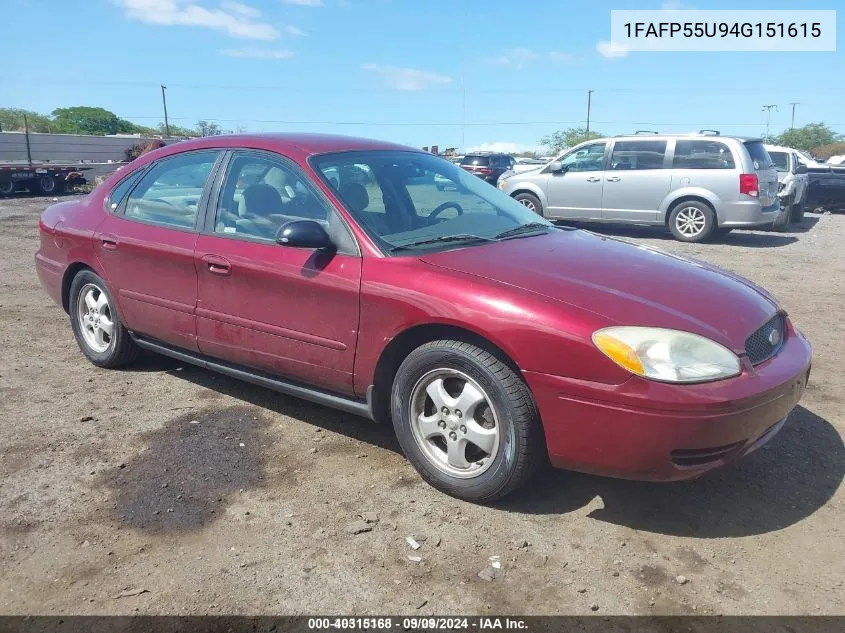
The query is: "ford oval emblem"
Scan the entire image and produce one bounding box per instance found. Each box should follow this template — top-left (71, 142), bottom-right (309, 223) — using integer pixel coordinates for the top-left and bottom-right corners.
top-left (768, 329), bottom-right (781, 346)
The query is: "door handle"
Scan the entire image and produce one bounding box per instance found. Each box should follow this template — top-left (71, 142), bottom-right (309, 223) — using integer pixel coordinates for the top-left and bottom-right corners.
top-left (585, 177), bottom-right (602, 182)
top-left (201, 254), bottom-right (232, 276)
top-left (606, 176), bottom-right (622, 182)
top-left (100, 234), bottom-right (118, 250)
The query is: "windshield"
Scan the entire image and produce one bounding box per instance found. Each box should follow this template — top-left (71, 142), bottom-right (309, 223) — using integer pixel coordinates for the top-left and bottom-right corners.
top-left (311, 150), bottom-right (553, 254)
top-left (769, 151), bottom-right (789, 172)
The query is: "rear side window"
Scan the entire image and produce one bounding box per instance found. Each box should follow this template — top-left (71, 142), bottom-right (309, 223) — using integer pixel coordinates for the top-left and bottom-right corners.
top-left (106, 170), bottom-right (143, 211)
top-left (610, 140), bottom-right (667, 170)
top-left (769, 151), bottom-right (790, 172)
top-left (673, 140), bottom-right (736, 169)
top-left (744, 141), bottom-right (774, 169)
top-left (123, 151), bottom-right (218, 229)
top-left (461, 155), bottom-right (490, 166)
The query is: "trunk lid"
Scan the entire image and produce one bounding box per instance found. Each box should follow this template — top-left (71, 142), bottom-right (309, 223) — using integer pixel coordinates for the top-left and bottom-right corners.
top-left (744, 140), bottom-right (778, 207)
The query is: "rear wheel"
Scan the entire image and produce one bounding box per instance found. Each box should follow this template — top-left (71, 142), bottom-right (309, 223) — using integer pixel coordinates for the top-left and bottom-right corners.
top-left (668, 201), bottom-right (715, 242)
top-left (0, 180), bottom-right (13, 196)
top-left (69, 270), bottom-right (139, 368)
top-left (30, 174), bottom-right (63, 196)
top-left (514, 192), bottom-right (543, 217)
top-left (391, 340), bottom-right (544, 502)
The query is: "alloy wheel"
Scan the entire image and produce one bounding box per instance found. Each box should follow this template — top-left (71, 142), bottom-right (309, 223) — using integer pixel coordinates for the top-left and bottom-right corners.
top-left (675, 206), bottom-right (707, 238)
top-left (409, 369), bottom-right (500, 478)
top-left (76, 283), bottom-right (114, 353)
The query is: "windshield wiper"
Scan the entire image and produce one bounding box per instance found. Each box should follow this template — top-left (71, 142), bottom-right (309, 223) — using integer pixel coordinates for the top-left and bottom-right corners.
top-left (494, 222), bottom-right (554, 240)
top-left (389, 234), bottom-right (496, 252)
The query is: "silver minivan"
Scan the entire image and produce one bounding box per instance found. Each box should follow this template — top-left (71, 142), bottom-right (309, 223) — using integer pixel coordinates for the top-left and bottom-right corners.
top-left (498, 132), bottom-right (779, 242)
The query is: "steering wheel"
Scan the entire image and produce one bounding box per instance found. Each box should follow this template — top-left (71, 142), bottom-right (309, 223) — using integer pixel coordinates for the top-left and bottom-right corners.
top-left (430, 201), bottom-right (464, 221)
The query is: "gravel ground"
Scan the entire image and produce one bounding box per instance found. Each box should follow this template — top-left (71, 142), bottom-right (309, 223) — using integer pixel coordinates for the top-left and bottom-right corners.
top-left (0, 194), bottom-right (842, 616)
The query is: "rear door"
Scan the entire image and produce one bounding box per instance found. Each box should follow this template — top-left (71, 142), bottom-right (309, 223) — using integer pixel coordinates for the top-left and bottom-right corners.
top-left (94, 150), bottom-right (222, 351)
top-left (544, 141), bottom-right (607, 219)
top-left (744, 140), bottom-right (778, 211)
top-left (601, 139), bottom-right (672, 222)
top-left (193, 150), bottom-right (362, 394)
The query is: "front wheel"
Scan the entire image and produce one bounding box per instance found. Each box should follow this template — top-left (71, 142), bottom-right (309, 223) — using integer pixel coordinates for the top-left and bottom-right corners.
top-left (391, 340), bottom-right (545, 502)
top-left (69, 270), bottom-right (139, 368)
top-left (668, 201), bottom-right (715, 242)
top-left (791, 199), bottom-right (805, 223)
top-left (30, 174), bottom-right (64, 196)
top-left (0, 180), bottom-right (13, 196)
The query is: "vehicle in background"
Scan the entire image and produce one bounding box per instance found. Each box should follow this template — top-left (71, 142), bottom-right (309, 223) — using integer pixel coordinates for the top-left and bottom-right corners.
top-left (827, 155), bottom-right (845, 165)
top-left (459, 152), bottom-right (515, 185)
top-left (0, 163), bottom-right (89, 197)
top-left (498, 131), bottom-right (780, 243)
top-left (795, 151), bottom-right (845, 212)
top-left (765, 144), bottom-right (809, 225)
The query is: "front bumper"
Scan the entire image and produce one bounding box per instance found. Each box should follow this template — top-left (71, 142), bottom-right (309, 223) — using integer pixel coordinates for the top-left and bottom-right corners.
top-left (524, 324), bottom-right (812, 481)
top-left (717, 199), bottom-right (780, 228)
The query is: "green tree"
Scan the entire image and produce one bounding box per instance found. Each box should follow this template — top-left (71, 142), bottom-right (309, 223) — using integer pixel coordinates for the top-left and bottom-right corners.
top-left (196, 120), bottom-right (222, 137)
top-left (810, 142), bottom-right (845, 161)
top-left (0, 108), bottom-right (54, 133)
top-left (774, 123), bottom-right (842, 152)
top-left (51, 106), bottom-right (142, 135)
top-left (156, 122), bottom-right (197, 138)
top-left (539, 127), bottom-right (603, 154)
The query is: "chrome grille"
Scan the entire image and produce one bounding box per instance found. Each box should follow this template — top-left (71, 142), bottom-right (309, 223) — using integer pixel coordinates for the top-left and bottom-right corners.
top-left (745, 315), bottom-right (785, 365)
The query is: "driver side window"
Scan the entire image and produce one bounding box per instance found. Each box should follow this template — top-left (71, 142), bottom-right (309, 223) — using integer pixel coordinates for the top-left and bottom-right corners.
top-left (560, 142), bottom-right (607, 173)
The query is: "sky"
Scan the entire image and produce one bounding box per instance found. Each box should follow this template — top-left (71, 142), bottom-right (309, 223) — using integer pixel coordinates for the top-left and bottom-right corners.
top-left (3, 0), bottom-right (843, 153)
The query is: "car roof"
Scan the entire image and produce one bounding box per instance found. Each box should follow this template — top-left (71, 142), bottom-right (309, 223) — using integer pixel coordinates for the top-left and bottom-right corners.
top-left (605, 133), bottom-right (760, 143)
top-left (159, 133), bottom-right (421, 157)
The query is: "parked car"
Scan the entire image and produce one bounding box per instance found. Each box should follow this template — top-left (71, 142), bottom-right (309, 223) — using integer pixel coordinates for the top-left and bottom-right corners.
top-left (826, 155), bottom-right (845, 165)
top-left (498, 132), bottom-right (780, 242)
top-left (796, 151), bottom-right (845, 212)
top-left (459, 152), bottom-right (515, 185)
top-left (765, 144), bottom-right (810, 225)
top-left (36, 134), bottom-right (811, 502)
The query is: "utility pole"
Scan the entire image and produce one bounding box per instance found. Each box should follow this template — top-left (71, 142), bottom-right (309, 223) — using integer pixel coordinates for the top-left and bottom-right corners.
top-left (789, 102), bottom-right (799, 129)
top-left (161, 84), bottom-right (170, 137)
top-left (23, 113), bottom-right (33, 166)
top-left (586, 89), bottom-right (594, 135)
top-left (762, 104), bottom-right (778, 139)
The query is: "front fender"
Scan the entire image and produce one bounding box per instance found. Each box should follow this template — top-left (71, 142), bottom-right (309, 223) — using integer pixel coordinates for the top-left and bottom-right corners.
top-left (504, 180), bottom-right (549, 209)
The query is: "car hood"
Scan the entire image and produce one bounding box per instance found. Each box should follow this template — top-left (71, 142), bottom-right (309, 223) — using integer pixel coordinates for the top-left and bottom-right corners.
top-left (419, 230), bottom-right (778, 352)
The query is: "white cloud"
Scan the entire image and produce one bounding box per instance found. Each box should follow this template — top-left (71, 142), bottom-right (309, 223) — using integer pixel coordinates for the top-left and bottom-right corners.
top-left (466, 142), bottom-right (543, 155)
top-left (281, 0), bottom-right (322, 5)
top-left (115, 0), bottom-right (279, 39)
top-left (221, 47), bottom-right (294, 58)
top-left (486, 48), bottom-right (573, 68)
top-left (220, 1), bottom-right (260, 18)
top-left (361, 63), bottom-right (452, 91)
top-left (596, 40), bottom-right (629, 59)
top-left (284, 24), bottom-right (306, 35)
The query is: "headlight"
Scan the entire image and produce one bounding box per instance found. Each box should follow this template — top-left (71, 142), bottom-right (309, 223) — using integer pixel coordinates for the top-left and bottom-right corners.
top-left (592, 327), bottom-right (741, 383)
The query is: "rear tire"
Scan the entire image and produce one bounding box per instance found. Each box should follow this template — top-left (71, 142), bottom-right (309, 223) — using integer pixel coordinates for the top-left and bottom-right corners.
top-left (0, 180), bottom-right (13, 196)
top-left (514, 192), bottom-right (544, 217)
top-left (668, 201), bottom-right (715, 242)
top-left (30, 174), bottom-right (63, 196)
top-left (69, 270), bottom-right (140, 368)
top-left (391, 340), bottom-right (545, 502)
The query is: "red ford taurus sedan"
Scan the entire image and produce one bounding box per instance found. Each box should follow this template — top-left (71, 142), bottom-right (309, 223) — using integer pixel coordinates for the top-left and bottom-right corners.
top-left (36, 134), bottom-right (812, 501)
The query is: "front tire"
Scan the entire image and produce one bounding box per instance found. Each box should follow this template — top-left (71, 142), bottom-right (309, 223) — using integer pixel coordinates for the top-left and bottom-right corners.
top-left (773, 196), bottom-right (792, 230)
top-left (69, 270), bottom-right (139, 368)
top-left (668, 201), bottom-right (715, 242)
top-left (0, 180), bottom-right (14, 196)
top-left (514, 192), bottom-right (544, 217)
top-left (30, 174), bottom-right (64, 196)
top-left (791, 198), bottom-right (805, 223)
top-left (391, 340), bottom-right (545, 502)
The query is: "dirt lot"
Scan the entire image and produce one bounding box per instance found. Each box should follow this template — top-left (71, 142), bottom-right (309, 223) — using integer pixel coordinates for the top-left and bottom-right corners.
top-left (0, 194), bottom-right (842, 616)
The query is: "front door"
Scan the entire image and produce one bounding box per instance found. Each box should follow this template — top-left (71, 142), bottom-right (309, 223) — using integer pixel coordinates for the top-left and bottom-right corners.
top-left (544, 141), bottom-right (607, 219)
top-left (601, 139), bottom-right (672, 222)
top-left (194, 150), bottom-right (362, 394)
top-left (94, 150), bottom-right (221, 351)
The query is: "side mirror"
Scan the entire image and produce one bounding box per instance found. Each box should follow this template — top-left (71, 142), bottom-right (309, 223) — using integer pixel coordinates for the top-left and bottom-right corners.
top-left (795, 163), bottom-right (808, 175)
top-left (548, 161), bottom-right (565, 174)
top-left (276, 220), bottom-right (334, 250)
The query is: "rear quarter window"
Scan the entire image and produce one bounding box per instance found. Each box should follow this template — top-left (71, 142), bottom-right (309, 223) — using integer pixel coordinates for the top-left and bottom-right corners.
top-left (744, 141), bottom-right (774, 170)
top-left (106, 170), bottom-right (144, 211)
top-left (672, 140), bottom-right (736, 170)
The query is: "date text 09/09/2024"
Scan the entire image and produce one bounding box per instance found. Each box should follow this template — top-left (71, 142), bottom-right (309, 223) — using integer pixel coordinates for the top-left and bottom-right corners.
top-left (307, 617), bottom-right (529, 630)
